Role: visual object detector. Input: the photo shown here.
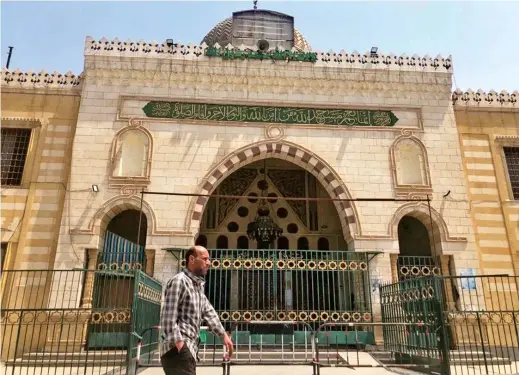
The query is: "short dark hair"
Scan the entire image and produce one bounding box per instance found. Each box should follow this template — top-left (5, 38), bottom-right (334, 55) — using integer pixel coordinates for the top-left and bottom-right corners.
top-left (185, 246), bottom-right (197, 265)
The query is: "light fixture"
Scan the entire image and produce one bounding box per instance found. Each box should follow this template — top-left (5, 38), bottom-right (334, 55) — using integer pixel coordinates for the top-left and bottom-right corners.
top-left (92, 184), bottom-right (99, 193)
top-left (166, 39), bottom-right (174, 47)
top-left (370, 46), bottom-right (378, 56)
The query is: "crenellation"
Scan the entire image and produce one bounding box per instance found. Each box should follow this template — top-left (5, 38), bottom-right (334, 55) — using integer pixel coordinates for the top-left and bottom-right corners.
top-left (453, 88), bottom-right (518, 108)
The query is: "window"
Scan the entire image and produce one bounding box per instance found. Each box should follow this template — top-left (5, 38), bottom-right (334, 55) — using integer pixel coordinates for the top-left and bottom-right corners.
top-left (1, 128), bottom-right (31, 186)
top-left (503, 147), bottom-right (519, 199)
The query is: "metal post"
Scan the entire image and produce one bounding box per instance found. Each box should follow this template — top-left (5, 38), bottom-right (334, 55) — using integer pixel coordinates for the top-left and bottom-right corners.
top-left (6, 46), bottom-right (13, 69)
top-left (426, 195), bottom-right (438, 257)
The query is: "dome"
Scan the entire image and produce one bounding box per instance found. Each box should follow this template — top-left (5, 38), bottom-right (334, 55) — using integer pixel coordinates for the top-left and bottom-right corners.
top-left (201, 16), bottom-right (312, 51)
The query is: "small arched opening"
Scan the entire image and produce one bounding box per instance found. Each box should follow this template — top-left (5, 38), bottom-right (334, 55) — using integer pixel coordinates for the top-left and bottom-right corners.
top-left (88, 209), bottom-right (147, 350)
top-left (397, 214), bottom-right (440, 280)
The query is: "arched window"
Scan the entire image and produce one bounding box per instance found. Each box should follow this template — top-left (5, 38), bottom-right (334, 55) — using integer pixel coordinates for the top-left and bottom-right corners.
top-left (277, 236), bottom-right (289, 250)
top-left (195, 235), bottom-right (208, 247)
top-left (110, 127), bottom-right (153, 184)
top-left (317, 237), bottom-right (329, 250)
top-left (297, 237), bottom-right (309, 250)
top-left (237, 236), bottom-right (249, 249)
top-left (390, 136), bottom-right (431, 197)
top-left (216, 235), bottom-right (228, 249)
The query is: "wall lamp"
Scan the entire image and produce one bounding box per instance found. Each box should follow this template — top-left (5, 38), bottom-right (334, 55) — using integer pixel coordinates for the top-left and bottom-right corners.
top-left (92, 184), bottom-right (99, 193)
top-left (370, 46), bottom-right (378, 57)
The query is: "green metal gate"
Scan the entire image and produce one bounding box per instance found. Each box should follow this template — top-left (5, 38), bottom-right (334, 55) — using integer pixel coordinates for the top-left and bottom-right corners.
top-left (380, 276), bottom-right (450, 374)
top-left (1, 268), bottom-right (162, 374)
top-left (87, 231), bottom-right (145, 349)
top-left (169, 248), bottom-right (376, 346)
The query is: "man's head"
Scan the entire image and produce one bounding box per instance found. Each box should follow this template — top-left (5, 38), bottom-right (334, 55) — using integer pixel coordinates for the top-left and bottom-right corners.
top-left (185, 245), bottom-right (211, 277)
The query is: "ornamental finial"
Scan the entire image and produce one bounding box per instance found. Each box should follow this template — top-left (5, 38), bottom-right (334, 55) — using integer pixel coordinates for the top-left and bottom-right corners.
top-left (253, 0), bottom-right (258, 10)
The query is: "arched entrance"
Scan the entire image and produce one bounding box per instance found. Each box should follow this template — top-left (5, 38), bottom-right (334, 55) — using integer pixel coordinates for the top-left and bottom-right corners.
top-left (197, 158), bottom-right (372, 346)
top-left (396, 214), bottom-right (442, 281)
top-left (87, 209), bottom-right (147, 349)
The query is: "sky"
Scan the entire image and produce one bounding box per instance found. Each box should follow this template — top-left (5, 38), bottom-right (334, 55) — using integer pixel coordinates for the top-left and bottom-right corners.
top-left (1, 1), bottom-right (518, 92)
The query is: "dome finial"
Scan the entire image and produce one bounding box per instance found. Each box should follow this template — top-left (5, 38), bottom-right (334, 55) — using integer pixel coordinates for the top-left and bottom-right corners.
top-left (253, 0), bottom-right (258, 10)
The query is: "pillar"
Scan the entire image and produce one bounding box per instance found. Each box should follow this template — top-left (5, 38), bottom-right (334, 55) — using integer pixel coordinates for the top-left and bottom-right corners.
top-left (81, 248), bottom-right (99, 308)
top-left (145, 249), bottom-right (156, 276)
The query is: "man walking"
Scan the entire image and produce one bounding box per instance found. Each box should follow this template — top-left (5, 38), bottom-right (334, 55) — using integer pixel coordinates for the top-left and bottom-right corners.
top-left (160, 245), bottom-right (234, 375)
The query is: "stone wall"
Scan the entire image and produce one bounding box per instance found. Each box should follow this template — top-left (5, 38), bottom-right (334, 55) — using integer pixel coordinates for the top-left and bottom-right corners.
top-left (454, 91), bottom-right (519, 276)
top-left (1, 85), bottom-right (81, 271)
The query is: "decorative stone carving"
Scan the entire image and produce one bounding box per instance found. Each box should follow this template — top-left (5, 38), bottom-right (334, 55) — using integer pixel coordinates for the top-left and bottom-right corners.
top-left (84, 37), bottom-right (454, 73)
top-left (1, 69), bottom-right (82, 89)
top-left (216, 168), bottom-right (258, 225)
top-left (452, 89), bottom-right (518, 108)
top-left (109, 118), bottom-right (153, 188)
top-left (390, 134), bottom-right (432, 199)
top-left (265, 125), bottom-right (286, 141)
top-left (267, 169), bottom-right (307, 226)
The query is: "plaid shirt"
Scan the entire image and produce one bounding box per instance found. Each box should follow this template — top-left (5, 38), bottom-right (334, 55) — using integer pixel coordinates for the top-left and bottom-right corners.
top-left (160, 268), bottom-right (226, 361)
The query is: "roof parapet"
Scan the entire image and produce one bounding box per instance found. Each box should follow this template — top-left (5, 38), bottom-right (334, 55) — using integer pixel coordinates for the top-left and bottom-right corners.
top-left (1, 69), bottom-right (83, 90)
top-left (452, 89), bottom-right (518, 108)
top-left (84, 36), bottom-right (453, 73)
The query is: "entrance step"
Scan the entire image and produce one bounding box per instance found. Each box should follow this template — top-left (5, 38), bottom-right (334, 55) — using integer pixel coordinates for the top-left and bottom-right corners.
top-left (7, 351), bottom-right (127, 367)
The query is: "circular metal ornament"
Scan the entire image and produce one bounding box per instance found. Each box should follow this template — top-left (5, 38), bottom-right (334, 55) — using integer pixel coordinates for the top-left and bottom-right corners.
top-left (231, 312), bottom-right (241, 321)
top-left (220, 312), bottom-right (230, 321)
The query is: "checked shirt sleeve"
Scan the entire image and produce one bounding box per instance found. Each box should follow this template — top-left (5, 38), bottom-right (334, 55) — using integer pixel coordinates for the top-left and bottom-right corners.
top-left (161, 277), bottom-right (184, 344)
top-left (201, 294), bottom-right (226, 337)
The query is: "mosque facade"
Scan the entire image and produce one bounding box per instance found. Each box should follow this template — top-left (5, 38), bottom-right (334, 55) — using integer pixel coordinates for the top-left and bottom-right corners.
top-left (1, 7), bottom-right (518, 366)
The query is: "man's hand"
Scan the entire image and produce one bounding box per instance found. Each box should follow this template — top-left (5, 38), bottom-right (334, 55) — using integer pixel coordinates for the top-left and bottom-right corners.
top-left (175, 341), bottom-right (184, 351)
top-left (223, 333), bottom-right (234, 358)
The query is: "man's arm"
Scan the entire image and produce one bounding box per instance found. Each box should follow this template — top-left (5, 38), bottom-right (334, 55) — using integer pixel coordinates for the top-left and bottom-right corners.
top-left (201, 294), bottom-right (226, 337)
top-left (161, 277), bottom-right (184, 346)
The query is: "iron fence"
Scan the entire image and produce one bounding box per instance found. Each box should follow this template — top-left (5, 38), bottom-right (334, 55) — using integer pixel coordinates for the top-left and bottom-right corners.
top-left (1, 269), bottom-right (162, 375)
top-left (380, 274), bottom-right (519, 375)
top-left (167, 248), bottom-right (376, 347)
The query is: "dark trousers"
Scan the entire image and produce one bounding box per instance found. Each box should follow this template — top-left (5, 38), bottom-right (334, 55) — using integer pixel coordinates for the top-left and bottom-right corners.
top-left (161, 346), bottom-right (196, 375)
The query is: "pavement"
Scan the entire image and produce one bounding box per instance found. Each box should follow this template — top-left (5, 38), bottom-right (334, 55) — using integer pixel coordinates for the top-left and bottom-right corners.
top-left (138, 365), bottom-right (395, 375)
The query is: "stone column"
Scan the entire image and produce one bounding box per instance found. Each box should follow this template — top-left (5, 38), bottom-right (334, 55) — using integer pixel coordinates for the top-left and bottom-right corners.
top-left (77, 248), bottom-right (98, 348)
top-left (390, 254), bottom-right (399, 282)
top-left (81, 248), bottom-right (99, 308)
top-left (145, 249), bottom-right (156, 276)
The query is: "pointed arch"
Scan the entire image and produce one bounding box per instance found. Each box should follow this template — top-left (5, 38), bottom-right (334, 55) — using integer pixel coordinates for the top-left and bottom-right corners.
top-left (74, 195), bottom-right (157, 237)
top-left (389, 202), bottom-right (467, 255)
top-left (185, 140), bottom-right (360, 242)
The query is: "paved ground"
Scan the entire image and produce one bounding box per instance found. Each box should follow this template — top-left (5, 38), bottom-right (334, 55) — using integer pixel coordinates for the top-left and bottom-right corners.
top-left (139, 365), bottom-right (394, 375)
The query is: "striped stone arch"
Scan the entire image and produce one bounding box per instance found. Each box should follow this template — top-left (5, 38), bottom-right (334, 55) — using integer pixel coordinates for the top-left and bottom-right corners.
top-left (186, 140), bottom-right (360, 242)
top-left (389, 202), bottom-right (448, 256)
top-left (80, 195), bottom-right (156, 237)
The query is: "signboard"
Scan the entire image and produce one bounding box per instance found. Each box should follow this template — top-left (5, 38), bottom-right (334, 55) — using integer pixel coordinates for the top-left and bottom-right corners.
top-left (142, 101), bottom-right (399, 128)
